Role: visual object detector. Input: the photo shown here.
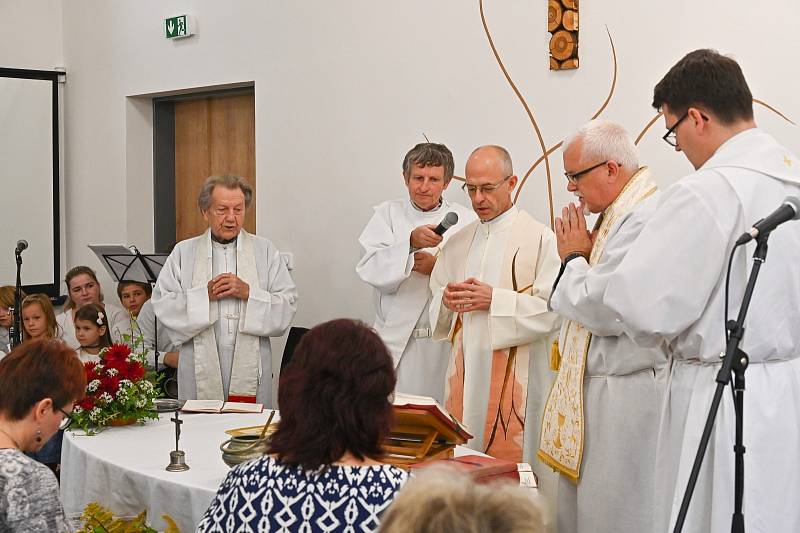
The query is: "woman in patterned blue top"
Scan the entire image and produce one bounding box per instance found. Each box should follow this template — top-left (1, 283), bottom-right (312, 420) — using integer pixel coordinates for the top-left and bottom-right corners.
top-left (198, 319), bottom-right (408, 532)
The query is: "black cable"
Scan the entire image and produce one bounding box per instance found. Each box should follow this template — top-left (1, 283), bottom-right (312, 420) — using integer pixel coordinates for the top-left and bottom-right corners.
top-left (724, 242), bottom-right (742, 400)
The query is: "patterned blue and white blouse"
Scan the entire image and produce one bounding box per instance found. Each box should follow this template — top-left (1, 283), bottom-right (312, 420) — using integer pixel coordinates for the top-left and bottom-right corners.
top-left (197, 456), bottom-right (408, 532)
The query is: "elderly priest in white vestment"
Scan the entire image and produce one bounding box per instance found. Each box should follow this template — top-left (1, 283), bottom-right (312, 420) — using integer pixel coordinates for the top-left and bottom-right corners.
top-left (555, 50), bottom-right (800, 533)
top-left (429, 145), bottom-right (561, 463)
top-left (538, 120), bottom-right (666, 533)
top-left (356, 143), bottom-right (475, 403)
top-left (152, 175), bottom-right (297, 404)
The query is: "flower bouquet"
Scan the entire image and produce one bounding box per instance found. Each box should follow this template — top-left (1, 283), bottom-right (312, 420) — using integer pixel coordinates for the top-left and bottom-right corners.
top-left (71, 342), bottom-right (160, 434)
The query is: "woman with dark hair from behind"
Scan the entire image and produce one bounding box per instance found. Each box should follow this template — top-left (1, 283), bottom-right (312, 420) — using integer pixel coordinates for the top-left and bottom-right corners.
top-left (198, 319), bottom-right (408, 532)
top-left (0, 339), bottom-right (87, 531)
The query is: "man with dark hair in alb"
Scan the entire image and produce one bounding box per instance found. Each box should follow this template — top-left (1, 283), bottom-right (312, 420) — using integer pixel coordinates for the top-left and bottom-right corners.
top-left (556, 48), bottom-right (800, 532)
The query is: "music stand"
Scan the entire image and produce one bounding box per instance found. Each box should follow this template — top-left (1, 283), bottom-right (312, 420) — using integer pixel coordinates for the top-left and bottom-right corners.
top-left (89, 245), bottom-right (169, 376)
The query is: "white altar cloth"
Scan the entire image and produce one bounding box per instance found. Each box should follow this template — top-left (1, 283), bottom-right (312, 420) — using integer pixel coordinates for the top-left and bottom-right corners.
top-left (61, 412), bottom-right (271, 532)
top-left (60, 412), bottom-right (487, 532)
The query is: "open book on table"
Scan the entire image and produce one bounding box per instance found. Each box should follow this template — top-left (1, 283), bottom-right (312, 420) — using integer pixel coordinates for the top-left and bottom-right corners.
top-left (181, 400), bottom-right (264, 414)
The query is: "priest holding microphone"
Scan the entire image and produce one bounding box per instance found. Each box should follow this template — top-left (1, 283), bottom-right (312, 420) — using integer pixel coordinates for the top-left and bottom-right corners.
top-left (357, 143), bottom-right (474, 403)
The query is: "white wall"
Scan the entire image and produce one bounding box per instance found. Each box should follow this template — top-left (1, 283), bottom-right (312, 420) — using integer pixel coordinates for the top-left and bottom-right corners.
top-left (0, 0), bottom-right (63, 70)
top-left (6, 0), bottom-right (800, 325)
top-left (0, 0), bottom-right (64, 288)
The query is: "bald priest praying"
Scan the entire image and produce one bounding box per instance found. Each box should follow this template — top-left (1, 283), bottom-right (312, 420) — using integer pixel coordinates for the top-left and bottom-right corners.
top-left (152, 175), bottom-right (298, 404)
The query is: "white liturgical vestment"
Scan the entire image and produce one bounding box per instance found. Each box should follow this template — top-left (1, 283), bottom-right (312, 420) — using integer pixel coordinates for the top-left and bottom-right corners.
top-left (545, 167), bottom-right (668, 533)
top-left (356, 197), bottom-right (475, 403)
top-left (153, 229), bottom-right (297, 404)
top-left (558, 129), bottom-right (800, 533)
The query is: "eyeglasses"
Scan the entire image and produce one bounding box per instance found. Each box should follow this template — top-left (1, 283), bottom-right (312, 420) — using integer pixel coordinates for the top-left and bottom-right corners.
top-left (462, 175), bottom-right (512, 196)
top-left (663, 110), bottom-right (712, 147)
top-left (58, 407), bottom-right (76, 431)
top-left (564, 160), bottom-right (617, 185)
top-left (662, 111), bottom-right (689, 147)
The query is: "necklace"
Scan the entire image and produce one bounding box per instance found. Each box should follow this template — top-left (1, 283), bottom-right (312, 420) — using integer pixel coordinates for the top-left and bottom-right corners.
top-left (0, 426), bottom-right (20, 449)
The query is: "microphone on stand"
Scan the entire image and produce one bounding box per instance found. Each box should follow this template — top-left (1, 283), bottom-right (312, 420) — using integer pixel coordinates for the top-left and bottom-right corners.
top-left (15, 240), bottom-right (28, 255)
top-left (735, 196), bottom-right (800, 245)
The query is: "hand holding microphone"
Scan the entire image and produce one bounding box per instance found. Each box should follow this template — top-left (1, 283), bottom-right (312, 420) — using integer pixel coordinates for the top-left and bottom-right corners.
top-left (410, 212), bottom-right (459, 251)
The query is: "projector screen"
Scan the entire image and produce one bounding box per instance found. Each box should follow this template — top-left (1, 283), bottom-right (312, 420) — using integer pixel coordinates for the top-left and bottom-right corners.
top-left (0, 69), bottom-right (61, 297)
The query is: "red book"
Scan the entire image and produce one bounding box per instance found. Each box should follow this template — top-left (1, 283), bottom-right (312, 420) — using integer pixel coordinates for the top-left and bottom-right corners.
top-left (409, 454), bottom-right (520, 484)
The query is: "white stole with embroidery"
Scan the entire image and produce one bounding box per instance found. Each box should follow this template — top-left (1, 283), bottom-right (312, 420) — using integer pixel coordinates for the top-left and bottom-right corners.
top-left (191, 230), bottom-right (261, 400)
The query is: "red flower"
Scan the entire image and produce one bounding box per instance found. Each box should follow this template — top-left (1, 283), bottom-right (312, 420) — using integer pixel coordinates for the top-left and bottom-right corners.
top-left (84, 361), bottom-right (101, 380)
top-left (103, 344), bottom-right (131, 364)
top-left (78, 397), bottom-right (95, 411)
top-left (100, 375), bottom-right (121, 396)
top-left (126, 361), bottom-right (145, 381)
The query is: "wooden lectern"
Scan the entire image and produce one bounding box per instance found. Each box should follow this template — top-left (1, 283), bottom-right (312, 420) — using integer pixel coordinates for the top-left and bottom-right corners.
top-left (383, 394), bottom-right (472, 468)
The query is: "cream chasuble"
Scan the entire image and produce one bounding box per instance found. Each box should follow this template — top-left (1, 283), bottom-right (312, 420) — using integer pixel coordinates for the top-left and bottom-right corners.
top-left (539, 167), bottom-right (658, 481)
top-left (430, 206), bottom-right (561, 462)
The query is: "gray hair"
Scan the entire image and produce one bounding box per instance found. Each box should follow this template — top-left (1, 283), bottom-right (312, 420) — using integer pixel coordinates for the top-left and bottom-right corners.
top-left (380, 466), bottom-right (544, 533)
top-left (468, 145), bottom-right (514, 176)
top-left (402, 143), bottom-right (455, 181)
top-left (197, 175), bottom-right (253, 212)
top-left (562, 120), bottom-right (639, 170)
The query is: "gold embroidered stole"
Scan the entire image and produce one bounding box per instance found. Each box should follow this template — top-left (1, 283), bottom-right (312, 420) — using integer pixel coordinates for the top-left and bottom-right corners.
top-left (538, 167), bottom-right (657, 482)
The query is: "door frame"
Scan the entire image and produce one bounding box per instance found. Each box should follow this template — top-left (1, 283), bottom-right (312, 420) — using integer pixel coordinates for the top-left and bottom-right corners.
top-left (152, 85), bottom-right (255, 253)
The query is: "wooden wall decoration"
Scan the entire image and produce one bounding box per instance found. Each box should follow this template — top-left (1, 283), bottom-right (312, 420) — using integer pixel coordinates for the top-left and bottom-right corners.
top-left (548, 0), bottom-right (579, 70)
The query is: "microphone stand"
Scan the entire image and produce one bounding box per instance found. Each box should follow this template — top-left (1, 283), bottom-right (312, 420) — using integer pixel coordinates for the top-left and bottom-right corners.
top-left (673, 235), bottom-right (768, 533)
top-left (11, 248), bottom-right (24, 348)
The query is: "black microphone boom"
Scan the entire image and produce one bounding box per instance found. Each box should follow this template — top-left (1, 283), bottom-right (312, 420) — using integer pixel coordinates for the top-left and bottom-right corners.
top-left (15, 240), bottom-right (28, 255)
top-left (735, 196), bottom-right (800, 245)
top-left (433, 212), bottom-right (459, 236)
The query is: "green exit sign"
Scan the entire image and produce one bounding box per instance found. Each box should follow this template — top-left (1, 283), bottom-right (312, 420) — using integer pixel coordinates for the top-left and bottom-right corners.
top-left (165, 15), bottom-right (194, 39)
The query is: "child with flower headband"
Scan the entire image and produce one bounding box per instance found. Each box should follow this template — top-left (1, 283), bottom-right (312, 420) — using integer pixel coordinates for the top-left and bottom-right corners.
top-left (73, 303), bottom-right (113, 363)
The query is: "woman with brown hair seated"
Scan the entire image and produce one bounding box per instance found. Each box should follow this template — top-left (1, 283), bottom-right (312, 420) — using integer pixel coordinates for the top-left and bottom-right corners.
top-left (0, 339), bottom-right (87, 531)
top-left (198, 319), bottom-right (408, 532)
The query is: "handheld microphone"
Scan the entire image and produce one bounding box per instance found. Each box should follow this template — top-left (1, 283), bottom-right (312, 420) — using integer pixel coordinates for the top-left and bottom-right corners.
top-left (735, 196), bottom-right (800, 245)
top-left (15, 240), bottom-right (28, 254)
top-left (433, 212), bottom-right (459, 236)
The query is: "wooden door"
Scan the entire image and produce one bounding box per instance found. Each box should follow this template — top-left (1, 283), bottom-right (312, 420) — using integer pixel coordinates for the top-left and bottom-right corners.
top-left (174, 93), bottom-right (256, 242)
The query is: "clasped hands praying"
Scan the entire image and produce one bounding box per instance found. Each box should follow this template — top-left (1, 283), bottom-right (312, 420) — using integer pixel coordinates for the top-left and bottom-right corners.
top-left (554, 202), bottom-right (595, 261)
top-left (443, 278), bottom-right (493, 313)
top-left (207, 273), bottom-right (250, 301)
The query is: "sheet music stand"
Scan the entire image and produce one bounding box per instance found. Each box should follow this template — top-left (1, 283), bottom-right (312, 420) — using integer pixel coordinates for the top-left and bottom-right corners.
top-left (89, 245), bottom-right (170, 377)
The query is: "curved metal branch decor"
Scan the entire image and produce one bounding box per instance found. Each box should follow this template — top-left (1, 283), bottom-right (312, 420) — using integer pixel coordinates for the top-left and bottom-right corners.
top-left (633, 99), bottom-right (795, 147)
top-left (474, 1), bottom-right (795, 230)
